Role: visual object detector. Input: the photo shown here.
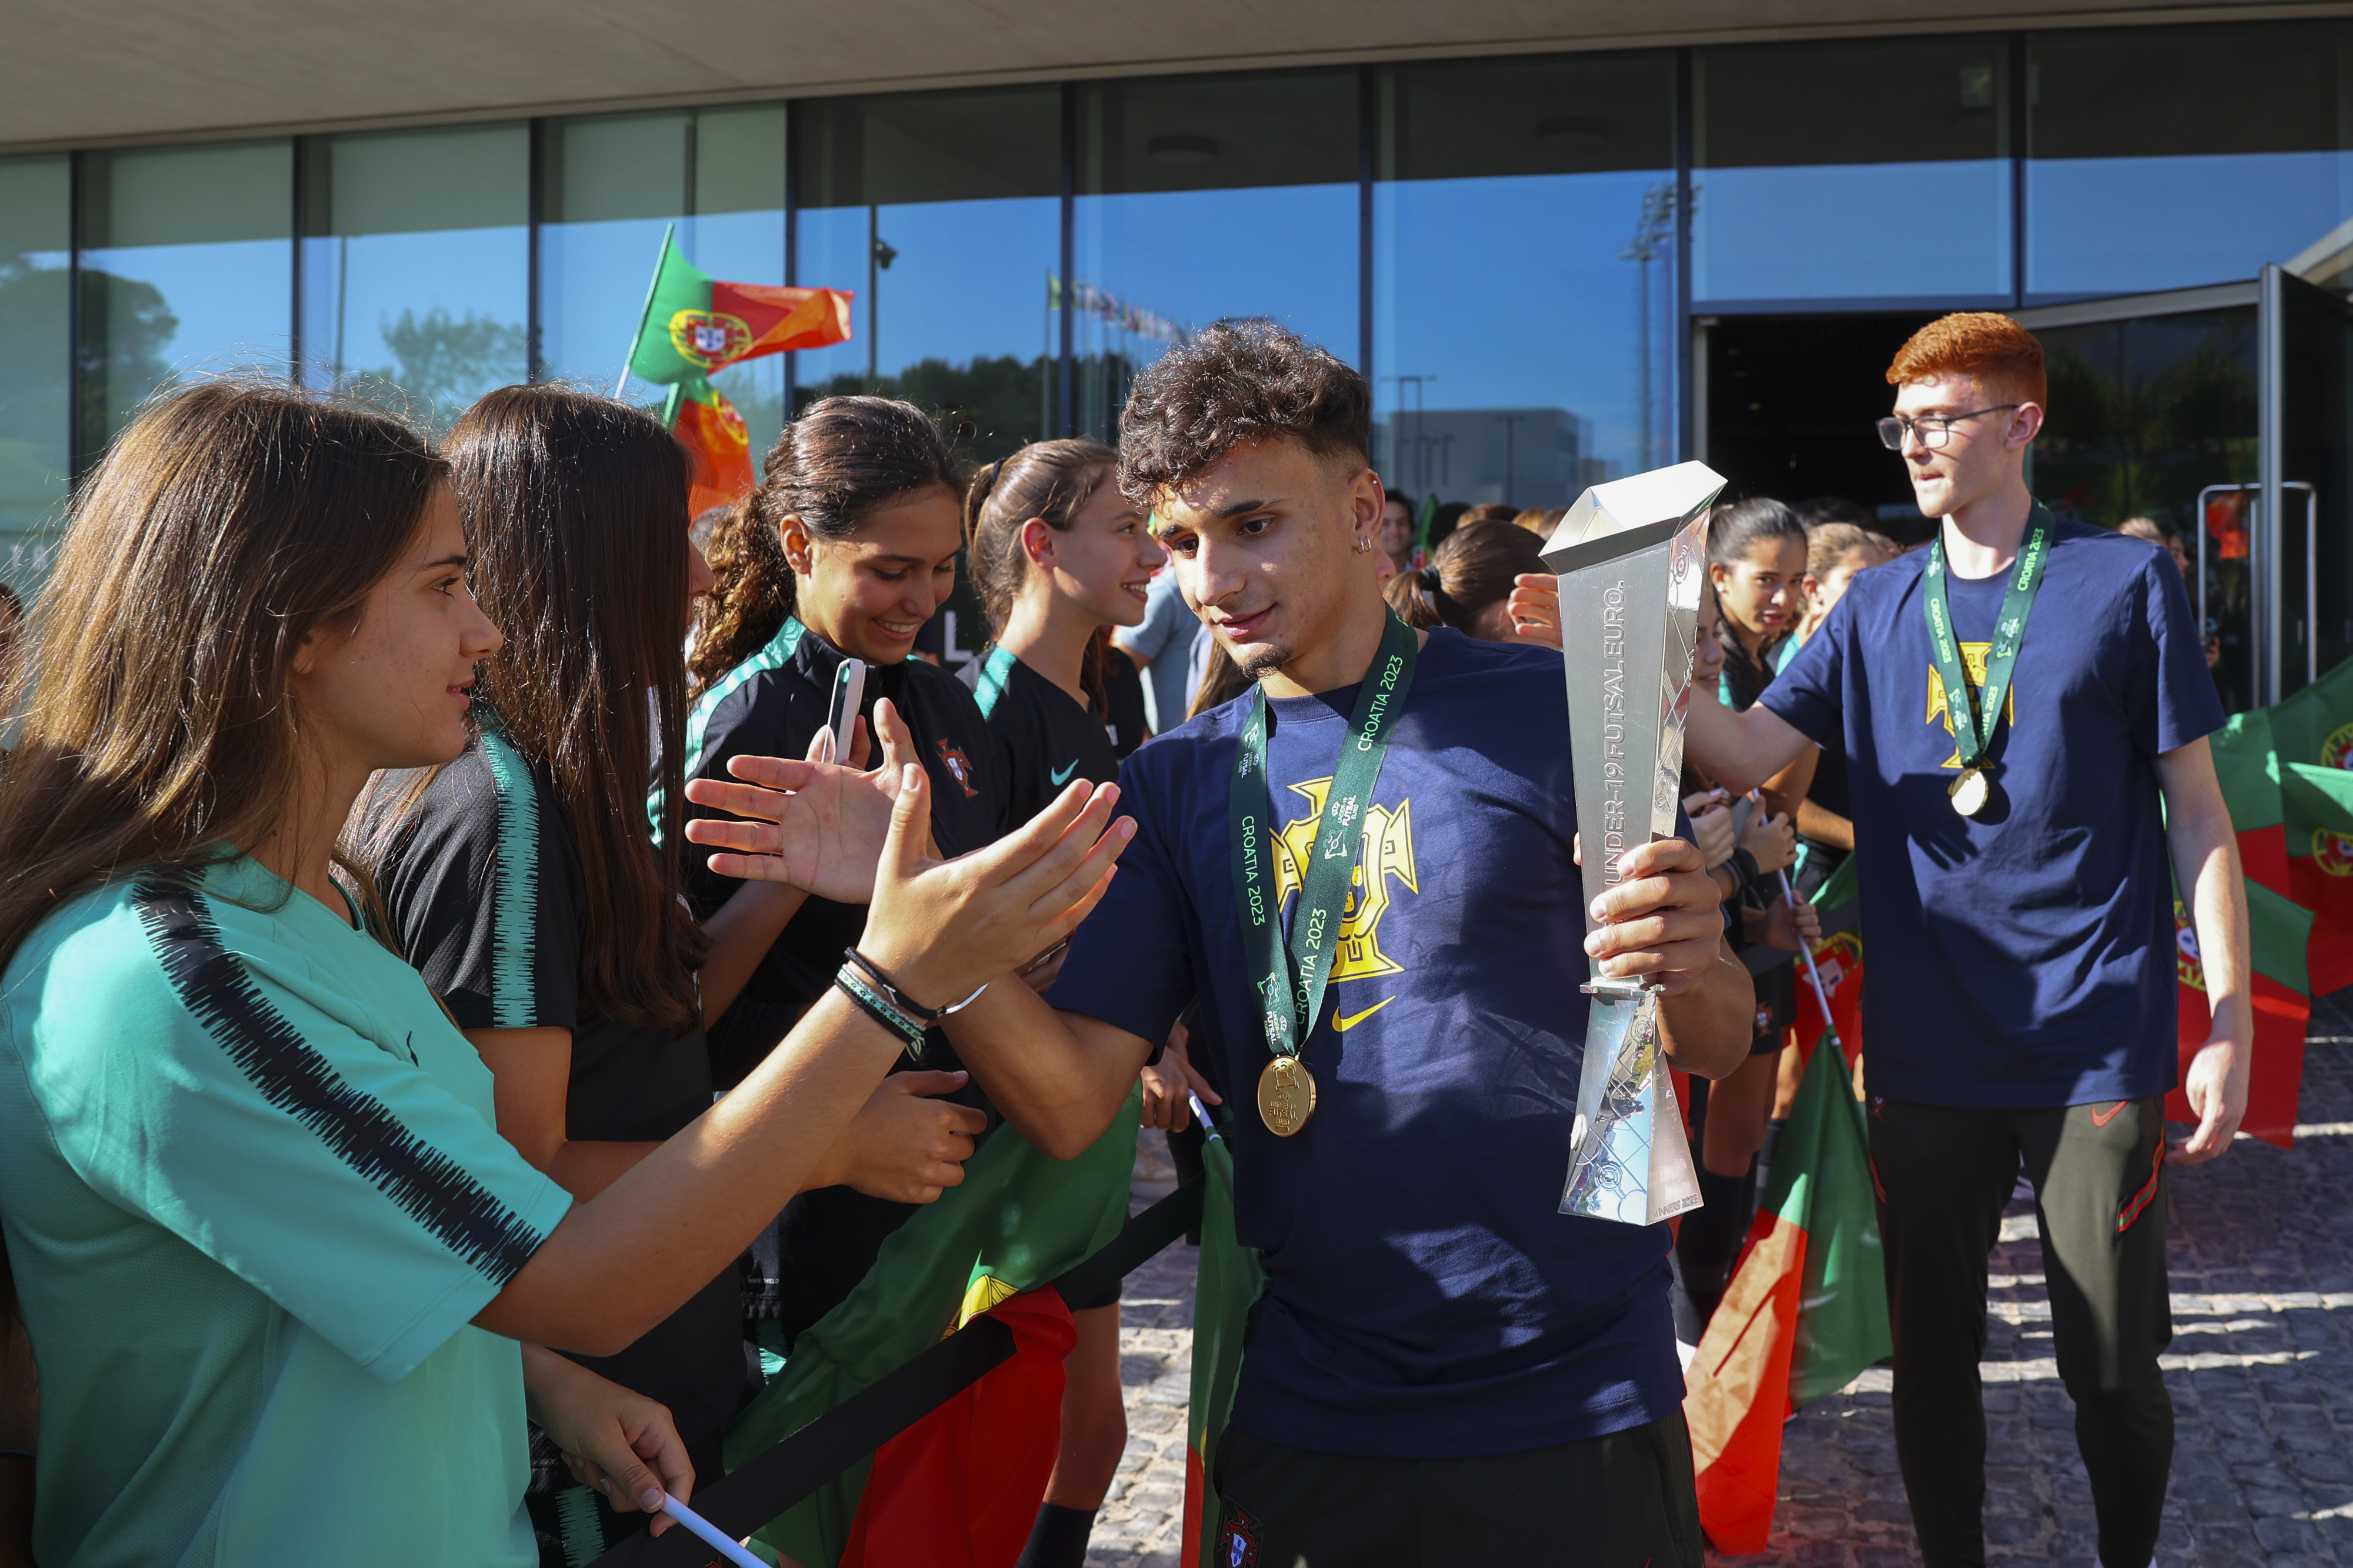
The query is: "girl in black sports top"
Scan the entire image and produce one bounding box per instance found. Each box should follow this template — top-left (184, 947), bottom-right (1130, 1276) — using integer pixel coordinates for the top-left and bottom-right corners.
top-left (362, 387), bottom-right (979, 1564)
top-left (681, 397), bottom-right (1131, 1363)
top-left (961, 439), bottom-right (1165, 812)
top-left (959, 439), bottom-right (1167, 1568)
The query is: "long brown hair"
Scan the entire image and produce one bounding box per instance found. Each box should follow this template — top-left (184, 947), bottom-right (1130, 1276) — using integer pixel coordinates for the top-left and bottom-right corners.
top-left (689, 395), bottom-right (960, 691)
top-left (1384, 519), bottom-right (1544, 633)
top-left (0, 379), bottom-right (444, 978)
top-left (438, 385), bottom-right (706, 1037)
top-left (964, 437), bottom-right (1118, 713)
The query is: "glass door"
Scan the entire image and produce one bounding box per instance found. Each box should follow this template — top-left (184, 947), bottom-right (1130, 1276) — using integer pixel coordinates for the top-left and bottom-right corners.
top-left (2017, 268), bottom-right (2353, 710)
top-left (2015, 281), bottom-right (2259, 709)
top-left (2271, 264), bottom-right (2353, 700)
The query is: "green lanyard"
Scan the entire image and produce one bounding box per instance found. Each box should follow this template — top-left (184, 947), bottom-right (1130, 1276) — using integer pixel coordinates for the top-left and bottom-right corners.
top-left (1923, 510), bottom-right (2051, 775)
top-left (1227, 614), bottom-right (1417, 1063)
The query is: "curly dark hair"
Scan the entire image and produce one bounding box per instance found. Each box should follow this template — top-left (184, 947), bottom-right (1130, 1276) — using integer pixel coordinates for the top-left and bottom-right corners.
top-left (1116, 318), bottom-right (1372, 502)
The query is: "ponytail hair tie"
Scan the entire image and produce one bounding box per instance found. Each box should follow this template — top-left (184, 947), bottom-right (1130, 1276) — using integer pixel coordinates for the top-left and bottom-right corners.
top-left (1417, 565), bottom-right (1441, 590)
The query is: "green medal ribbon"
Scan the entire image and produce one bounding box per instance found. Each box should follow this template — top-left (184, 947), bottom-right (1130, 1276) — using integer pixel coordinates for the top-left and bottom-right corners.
top-left (1227, 614), bottom-right (1418, 1063)
top-left (1923, 508), bottom-right (2052, 780)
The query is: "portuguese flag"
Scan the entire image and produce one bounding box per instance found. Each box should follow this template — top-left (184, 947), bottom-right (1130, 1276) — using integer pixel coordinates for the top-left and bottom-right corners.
top-left (725, 1088), bottom-right (1139, 1567)
top-left (2167, 882), bottom-right (2312, 1149)
top-left (1791, 855), bottom-right (1862, 1063)
top-left (1179, 1120), bottom-right (1265, 1568)
top-left (621, 226), bottom-right (854, 516)
top-left (1681, 1030), bottom-right (1890, 1554)
top-left (2267, 657), bottom-right (2353, 994)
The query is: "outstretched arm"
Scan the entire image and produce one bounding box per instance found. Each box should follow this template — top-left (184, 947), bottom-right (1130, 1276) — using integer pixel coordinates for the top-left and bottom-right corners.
top-left (1685, 685), bottom-right (1814, 795)
top-left (476, 766), bottom-right (1131, 1355)
top-left (940, 985), bottom-right (1158, 1160)
top-left (2159, 736), bottom-right (2251, 1163)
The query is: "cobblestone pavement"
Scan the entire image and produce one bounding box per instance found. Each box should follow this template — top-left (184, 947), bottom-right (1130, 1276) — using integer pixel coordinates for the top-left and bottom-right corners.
top-left (1087, 1002), bottom-right (2353, 1567)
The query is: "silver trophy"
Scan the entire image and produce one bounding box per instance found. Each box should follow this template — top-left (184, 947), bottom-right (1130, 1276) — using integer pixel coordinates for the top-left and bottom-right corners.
top-left (1544, 461), bottom-right (1724, 1226)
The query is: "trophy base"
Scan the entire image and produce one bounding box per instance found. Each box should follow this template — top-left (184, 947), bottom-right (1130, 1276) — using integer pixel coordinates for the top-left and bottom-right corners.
top-left (1559, 989), bottom-right (1702, 1226)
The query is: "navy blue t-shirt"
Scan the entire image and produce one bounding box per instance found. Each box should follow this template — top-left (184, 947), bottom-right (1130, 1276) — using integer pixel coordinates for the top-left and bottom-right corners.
top-left (1048, 628), bottom-right (1681, 1460)
top-left (1760, 510), bottom-right (2227, 1109)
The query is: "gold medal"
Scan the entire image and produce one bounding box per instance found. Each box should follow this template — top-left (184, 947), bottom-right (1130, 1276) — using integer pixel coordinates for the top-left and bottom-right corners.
top-left (1257, 1056), bottom-right (1318, 1136)
top-left (1949, 765), bottom-right (1991, 818)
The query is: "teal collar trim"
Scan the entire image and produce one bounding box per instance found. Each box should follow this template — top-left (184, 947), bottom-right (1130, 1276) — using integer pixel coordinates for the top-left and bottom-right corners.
top-left (651, 616), bottom-right (806, 845)
top-left (973, 645), bottom-right (1018, 720)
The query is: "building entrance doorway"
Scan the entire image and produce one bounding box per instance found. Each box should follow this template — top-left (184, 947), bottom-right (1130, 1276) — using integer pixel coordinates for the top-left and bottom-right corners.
top-left (1700, 275), bottom-right (2353, 713)
top-left (1698, 312), bottom-right (1938, 532)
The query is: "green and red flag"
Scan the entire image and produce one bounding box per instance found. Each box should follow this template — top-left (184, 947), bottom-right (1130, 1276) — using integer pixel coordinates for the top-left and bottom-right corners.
top-left (1791, 855), bottom-right (1862, 1064)
top-left (725, 1089), bottom-right (1139, 1568)
top-left (620, 228), bottom-right (855, 516)
top-left (2264, 656), bottom-right (2353, 993)
top-left (2167, 879), bottom-right (2314, 1148)
top-left (2211, 708), bottom-right (2288, 893)
top-left (1180, 1121), bottom-right (1266, 1568)
top-left (1682, 1032), bottom-right (1891, 1554)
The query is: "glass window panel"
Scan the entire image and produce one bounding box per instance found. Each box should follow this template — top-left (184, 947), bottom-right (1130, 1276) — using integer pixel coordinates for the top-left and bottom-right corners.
top-left (1694, 38), bottom-right (2011, 304)
top-left (0, 155), bottom-right (69, 584)
top-left (78, 141), bottom-right (292, 450)
top-left (792, 87), bottom-right (1062, 464)
top-left (2028, 22), bottom-right (2353, 299)
top-left (1374, 54), bottom-right (1676, 508)
top-left (1075, 69), bottom-right (1359, 436)
top-left (300, 124), bottom-right (528, 430)
top-left (539, 107), bottom-right (786, 463)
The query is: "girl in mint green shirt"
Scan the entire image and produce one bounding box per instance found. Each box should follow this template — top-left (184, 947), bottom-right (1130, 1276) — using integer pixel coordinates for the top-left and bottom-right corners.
top-left (0, 379), bottom-right (1133, 1567)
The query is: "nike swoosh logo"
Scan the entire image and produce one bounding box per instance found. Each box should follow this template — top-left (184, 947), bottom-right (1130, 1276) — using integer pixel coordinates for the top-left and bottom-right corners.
top-left (1335, 997), bottom-right (1394, 1031)
top-left (2089, 1101), bottom-right (2128, 1126)
top-left (1050, 760), bottom-right (1081, 786)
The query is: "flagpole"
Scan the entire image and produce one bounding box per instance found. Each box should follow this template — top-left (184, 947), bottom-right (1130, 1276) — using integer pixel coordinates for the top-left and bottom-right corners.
top-left (614, 221), bottom-right (676, 401)
top-left (1775, 865), bottom-right (1841, 1047)
top-left (1752, 792), bottom-right (1843, 1045)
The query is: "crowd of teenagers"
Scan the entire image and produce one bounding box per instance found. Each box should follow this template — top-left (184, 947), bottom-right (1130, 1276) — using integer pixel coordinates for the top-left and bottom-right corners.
top-left (0, 307), bottom-right (2256, 1568)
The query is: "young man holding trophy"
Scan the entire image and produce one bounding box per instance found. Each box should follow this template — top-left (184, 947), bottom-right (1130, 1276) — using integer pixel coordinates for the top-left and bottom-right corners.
top-left (1685, 312), bottom-right (2249, 1568)
top-left (705, 318), bottom-right (1756, 1564)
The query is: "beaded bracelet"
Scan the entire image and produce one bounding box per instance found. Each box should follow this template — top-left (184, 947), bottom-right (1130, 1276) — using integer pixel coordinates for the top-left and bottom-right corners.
top-left (833, 965), bottom-right (926, 1057)
top-left (841, 949), bottom-right (989, 1026)
top-left (841, 947), bottom-right (946, 1026)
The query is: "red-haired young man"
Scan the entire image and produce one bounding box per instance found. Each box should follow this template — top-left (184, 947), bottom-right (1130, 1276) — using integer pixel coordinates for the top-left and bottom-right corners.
top-left (1687, 312), bottom-right (2247, 1568)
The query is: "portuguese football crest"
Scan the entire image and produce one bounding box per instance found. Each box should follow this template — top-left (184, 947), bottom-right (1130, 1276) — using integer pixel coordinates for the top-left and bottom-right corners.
top-left (669, 308), bottom-right (755, 371)
top-left (2312, 720), bottom-right (2353, 876)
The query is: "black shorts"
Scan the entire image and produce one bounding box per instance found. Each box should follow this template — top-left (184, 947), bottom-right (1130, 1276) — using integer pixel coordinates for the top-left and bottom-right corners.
top-left (1213, 1414), bottom-right (1702, 1568)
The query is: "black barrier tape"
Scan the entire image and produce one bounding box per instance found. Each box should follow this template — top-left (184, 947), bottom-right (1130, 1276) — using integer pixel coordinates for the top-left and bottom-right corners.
top-left (594, 1175), bottom-right (1208, 1566)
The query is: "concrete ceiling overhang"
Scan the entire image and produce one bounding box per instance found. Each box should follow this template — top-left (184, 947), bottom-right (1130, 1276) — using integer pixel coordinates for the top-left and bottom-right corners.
top-left (2, 0), bottom-right (2346, 152)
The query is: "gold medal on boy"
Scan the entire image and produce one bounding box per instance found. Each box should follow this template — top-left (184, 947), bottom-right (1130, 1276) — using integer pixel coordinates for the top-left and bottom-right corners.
top-left (1949, 765), bottom-right (1991, 818)
top-left (1257, 1056), bottom-right (1317, 1136)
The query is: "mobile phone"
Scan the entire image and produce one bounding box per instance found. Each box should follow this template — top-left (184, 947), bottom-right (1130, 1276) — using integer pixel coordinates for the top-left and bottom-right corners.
top-left (824, 658), bottom-right (868, 765)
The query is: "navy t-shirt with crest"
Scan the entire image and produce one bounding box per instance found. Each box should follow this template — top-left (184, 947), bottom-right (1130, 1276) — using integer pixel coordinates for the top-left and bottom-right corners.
top-left (1759, 509), bottom-right (2227, 1109)
top-left (1047, 628), bottom-right (1684, 1460)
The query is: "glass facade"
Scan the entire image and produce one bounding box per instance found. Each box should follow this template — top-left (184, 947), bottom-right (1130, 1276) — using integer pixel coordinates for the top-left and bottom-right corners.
top-left (793, 87), bottom-right (1061, 463)
top-left (2, 15), bottom-right (2350, 590)
top-left (1075, 70), bottom-right (1359, 439)
top-left (2028, 23), bottom-right (2353, 301)
top-left (300, 124), bottom-right (528, 431)
top-left (1373, 54), bottom-right (1675, 507)
top-left (78, 140), bottom-right (292, 453)
top-left (0, 155), bottom-right (68, 580)
top-left (1694, 37), bottom-right (2012, 306)
top-left (540, 106), bottom-right (786, 459)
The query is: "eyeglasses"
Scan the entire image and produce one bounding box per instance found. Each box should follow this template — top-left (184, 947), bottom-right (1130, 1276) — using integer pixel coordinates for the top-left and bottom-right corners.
top-left (1875, 405), bottom-right (2020, 451)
